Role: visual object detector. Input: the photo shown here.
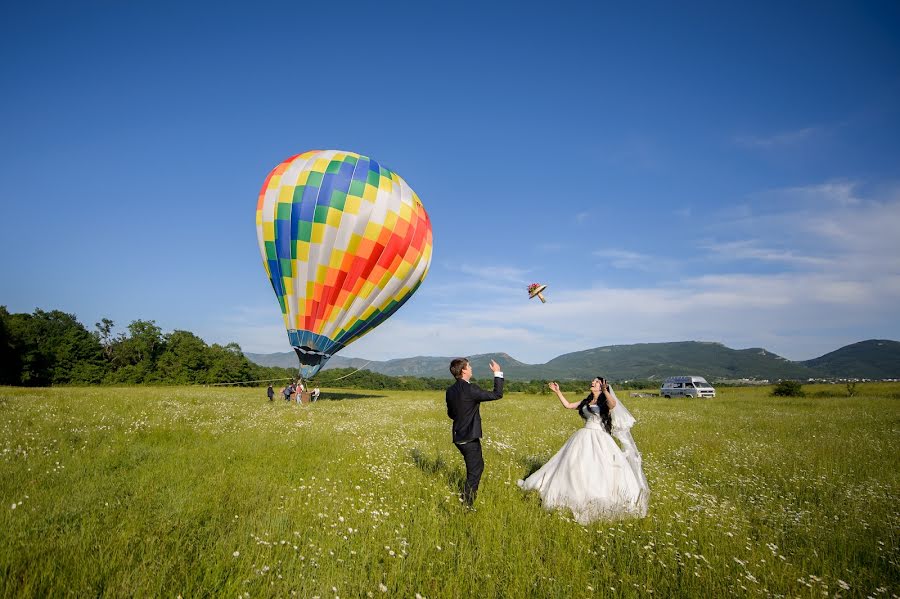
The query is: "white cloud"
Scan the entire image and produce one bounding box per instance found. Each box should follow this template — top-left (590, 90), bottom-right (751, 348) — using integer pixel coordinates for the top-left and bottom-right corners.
top-left (701, 240), bottom-right (834, 268)
top-left (705, 181), bottom-right (900, 274)
top-left (456, 264), bottom-right (532, 284)
top-left (776, 181), bottom-right (862, 207)
top-left (242, 283), bottom-right (895, 367)
top-left (233, 263), bottom-right (900, 363)
top-left (594, 249), bottom-right (668, 271)
top-left (734, 126), bottom-right (823, 148)
top-left (203, 304), bottom-right (291, 353)
top-left (232, 181), bottom-right (900, 365)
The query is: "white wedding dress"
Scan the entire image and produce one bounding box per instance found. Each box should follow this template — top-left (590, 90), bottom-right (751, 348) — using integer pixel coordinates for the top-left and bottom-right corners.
top-left (518, 388), bottom-right (649, 524)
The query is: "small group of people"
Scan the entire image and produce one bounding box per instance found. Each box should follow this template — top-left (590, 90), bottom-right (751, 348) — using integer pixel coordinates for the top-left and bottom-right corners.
top-left (267, 382), bottom-right (320, 404)
top-left (445, 358), bottom-right (649, 523)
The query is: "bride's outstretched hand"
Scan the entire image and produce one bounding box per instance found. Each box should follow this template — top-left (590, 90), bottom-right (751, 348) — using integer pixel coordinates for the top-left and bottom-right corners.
top-left (548, 382), bottom-right (560, 393)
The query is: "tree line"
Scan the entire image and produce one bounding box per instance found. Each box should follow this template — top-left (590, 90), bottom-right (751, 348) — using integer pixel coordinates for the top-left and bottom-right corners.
top-left (307, 368), bottom-right (655, 394)
top-left (0, 307), bottom-right (295, 386)
top-left (0, 306), bottom-right (660, 391)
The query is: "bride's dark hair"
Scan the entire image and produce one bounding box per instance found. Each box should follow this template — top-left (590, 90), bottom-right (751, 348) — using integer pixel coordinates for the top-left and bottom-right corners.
top-left (579, 379), bottom-right (612, 433)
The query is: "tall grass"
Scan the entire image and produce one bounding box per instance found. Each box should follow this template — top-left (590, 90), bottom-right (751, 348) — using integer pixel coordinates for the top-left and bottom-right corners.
top-left (1, 384), bottom-right (897, 597)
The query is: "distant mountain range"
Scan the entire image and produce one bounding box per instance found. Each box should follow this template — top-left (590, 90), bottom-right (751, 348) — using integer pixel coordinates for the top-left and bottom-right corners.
top-left (244, 339), bottom-right (900, 381)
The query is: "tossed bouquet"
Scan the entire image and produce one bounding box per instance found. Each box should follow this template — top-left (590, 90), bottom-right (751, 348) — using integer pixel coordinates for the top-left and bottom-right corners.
top-left (527, 282), bottom-right (548, 303)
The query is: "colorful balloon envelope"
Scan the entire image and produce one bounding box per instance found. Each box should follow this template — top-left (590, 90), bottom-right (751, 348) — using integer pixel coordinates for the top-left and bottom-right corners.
top-left (256, 150), bottom-right (433, 379)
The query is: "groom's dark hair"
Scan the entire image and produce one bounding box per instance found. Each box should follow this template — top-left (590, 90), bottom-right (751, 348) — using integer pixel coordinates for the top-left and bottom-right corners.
top-left (449, 358), bottom-right (469, 379)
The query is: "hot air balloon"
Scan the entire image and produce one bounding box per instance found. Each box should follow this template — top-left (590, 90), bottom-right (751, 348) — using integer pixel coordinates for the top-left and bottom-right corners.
top-left (256, 150), bottom-right (433, 379)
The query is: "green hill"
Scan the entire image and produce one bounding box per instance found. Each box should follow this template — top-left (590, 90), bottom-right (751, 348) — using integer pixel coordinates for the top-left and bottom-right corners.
top-left (246, 341), bottom-right (876, 381)
top-left (538, 341), bottom-right (826, 381)
top-left (801, 339), bottom-right (900, 379)
top-left (246, 340), bottom-right (899, 382)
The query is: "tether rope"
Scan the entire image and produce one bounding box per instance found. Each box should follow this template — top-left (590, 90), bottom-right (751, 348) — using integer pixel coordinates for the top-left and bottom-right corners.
top-left (203, 361), bottom-right (373, 387)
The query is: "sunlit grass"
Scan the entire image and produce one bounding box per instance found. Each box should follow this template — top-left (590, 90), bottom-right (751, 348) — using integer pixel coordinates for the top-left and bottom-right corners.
top-left (1, 384), bottom-right (897, 597)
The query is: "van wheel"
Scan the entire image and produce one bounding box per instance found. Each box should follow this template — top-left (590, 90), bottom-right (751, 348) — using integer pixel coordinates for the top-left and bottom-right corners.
top-left (664, 394), bottom-right (671, 399)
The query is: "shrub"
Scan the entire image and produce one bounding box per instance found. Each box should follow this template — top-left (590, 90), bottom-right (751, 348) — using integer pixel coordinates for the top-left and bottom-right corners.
top-left (771, 380), bottom-right (805, 397)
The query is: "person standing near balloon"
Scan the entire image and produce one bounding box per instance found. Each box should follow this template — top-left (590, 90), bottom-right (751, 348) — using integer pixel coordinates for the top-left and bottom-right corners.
top-left (267, 384), bottom-right (274, 402)
top-left (446, 358), bottom-right (504, 508)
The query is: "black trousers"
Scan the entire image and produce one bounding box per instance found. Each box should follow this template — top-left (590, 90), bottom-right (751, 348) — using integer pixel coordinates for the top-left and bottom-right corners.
top-left (454, 439), bottom-right (484, 505)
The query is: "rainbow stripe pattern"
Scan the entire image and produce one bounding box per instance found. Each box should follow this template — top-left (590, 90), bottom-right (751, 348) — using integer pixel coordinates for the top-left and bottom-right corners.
top-left (256, 150), bottom-right (433, 378)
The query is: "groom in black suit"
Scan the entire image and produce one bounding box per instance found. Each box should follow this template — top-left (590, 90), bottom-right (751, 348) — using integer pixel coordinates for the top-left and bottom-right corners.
top-left (446, 358), bottom-right (504, 507)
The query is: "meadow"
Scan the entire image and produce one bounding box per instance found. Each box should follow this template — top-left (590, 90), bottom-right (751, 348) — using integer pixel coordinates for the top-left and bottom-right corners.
top-left (1, 383), bottom-right (898, 598)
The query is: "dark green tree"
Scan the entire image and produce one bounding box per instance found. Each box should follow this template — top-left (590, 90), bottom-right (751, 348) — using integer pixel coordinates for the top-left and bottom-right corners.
top-left (4, 309), bottom-right (105, 385)
top-left (771, 380), bottom-right (805, 397)
top-left (206, 342), bottom-right (256, 385)
top-left (94, 318), bottom-right (116, 360)
top-left (154, 330), bottom-right (211, 384)
top-left (104, 320), bottom-right (164, 383)
top-left (0, 307), bottom-right (24, 385)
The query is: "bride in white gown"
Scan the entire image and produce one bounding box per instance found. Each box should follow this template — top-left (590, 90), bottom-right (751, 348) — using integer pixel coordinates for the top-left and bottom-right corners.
top-left (518, 377), bottom-right (649, 524)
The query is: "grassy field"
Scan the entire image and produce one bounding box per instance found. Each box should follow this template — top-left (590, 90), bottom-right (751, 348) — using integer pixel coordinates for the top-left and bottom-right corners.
top-left (1, 383), bottom-right (898, 598)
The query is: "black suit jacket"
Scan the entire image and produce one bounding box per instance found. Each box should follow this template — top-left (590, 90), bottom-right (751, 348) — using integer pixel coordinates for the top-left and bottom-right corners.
top-left (446, 376), bottom-right (504, 443)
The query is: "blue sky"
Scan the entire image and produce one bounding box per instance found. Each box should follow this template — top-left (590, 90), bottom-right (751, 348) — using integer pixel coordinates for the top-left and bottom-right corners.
top-left (2, 1), bottom-right (899, 364)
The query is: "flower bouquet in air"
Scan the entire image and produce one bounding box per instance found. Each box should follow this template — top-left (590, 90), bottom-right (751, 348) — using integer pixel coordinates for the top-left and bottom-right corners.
top-left (527, 282), bottom-right (548, 303)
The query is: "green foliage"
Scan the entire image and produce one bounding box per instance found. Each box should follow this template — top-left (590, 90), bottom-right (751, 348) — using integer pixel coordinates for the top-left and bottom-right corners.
top-left (1, 307), bottom-right (106, 385)
top-left (0, 308), bottom-right (282, 387)
top-left (0, 307), bottom-right (24, 385)
top-left (541, 341), bottom-right (830, 381)
top-left (311, 368), bottom-right (446, 390)
top-left (252, 342), bottom-right (900, 382)
top-left (205, 342), bottom-right (257, 385)
top-left (1, 385), bottom-right (897, 596)
top-left (771, 380), bottom-right (805, 397)
top-left (154, 330), bottom-right (210, 384)
top-left (802, 339), bottom-right (900, 379)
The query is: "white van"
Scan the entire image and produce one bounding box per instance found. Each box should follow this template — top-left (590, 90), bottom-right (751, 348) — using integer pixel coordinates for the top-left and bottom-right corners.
top-left (660, 376), bottom-right (716, 398)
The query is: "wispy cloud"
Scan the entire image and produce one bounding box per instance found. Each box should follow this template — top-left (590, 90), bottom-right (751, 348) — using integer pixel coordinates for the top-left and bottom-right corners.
top-left (705, 181), bottom-right (900, 273)
top-left (593, 249), bottom-right (662, 271)
top-left (237, 182), bottom-right (900, 365)
top-left (700, 240), bottom-right (834, 268)
top-left (775, 181), bottom-right (862, 207)
top-left (734, 126), bottom-right (823, 148)
top-left (369, 182), bottom-right (900, 363)
top-left (373, 269), bottom-right (899, 363)
top-left (456, 264), bottom-right (532, 283)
